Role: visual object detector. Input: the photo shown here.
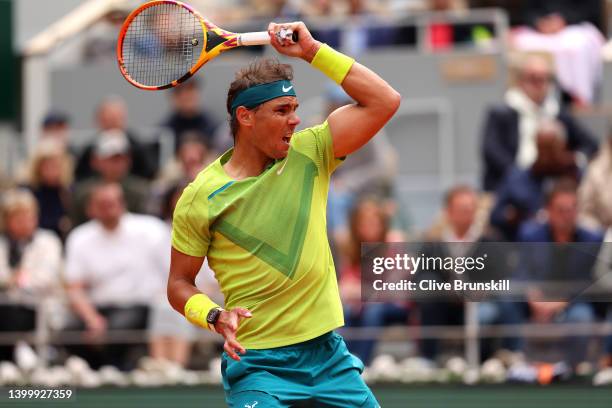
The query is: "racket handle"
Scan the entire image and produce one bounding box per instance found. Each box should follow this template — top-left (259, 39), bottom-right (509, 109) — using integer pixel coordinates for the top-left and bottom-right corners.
top-left (238, 30), bottom-right (299, 46)
top-left (238, 32), bottom-right (271, 46)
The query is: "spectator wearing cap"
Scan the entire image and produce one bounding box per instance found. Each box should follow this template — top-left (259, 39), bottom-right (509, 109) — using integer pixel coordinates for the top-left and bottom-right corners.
top-left (75, 96), bottom-right (157, 181)
top-left (64, 182), bottom-right (166, 370)
top-left (490, 118), bottom-right (579, 241)
top-left (480, 53), bottom-right (597, 192)
top-left (161, 79), bottom-right (219, 152)
top-left (0, 189), bottom-right (63, 362)
top-left (70, 130), bottom-right (150, 226)
top-left (41, 111), bottom-right (71, 148)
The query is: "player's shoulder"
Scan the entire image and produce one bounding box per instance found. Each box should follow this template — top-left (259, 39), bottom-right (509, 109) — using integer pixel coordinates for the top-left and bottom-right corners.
top-left (175, 155), bottom-right (229, 211)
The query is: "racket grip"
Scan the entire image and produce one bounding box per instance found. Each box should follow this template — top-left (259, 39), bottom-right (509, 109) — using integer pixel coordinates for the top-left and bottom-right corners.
top-left (238, 32), bottom-right (271, 46)
top-left (238, 30), bottom-right (299, 47)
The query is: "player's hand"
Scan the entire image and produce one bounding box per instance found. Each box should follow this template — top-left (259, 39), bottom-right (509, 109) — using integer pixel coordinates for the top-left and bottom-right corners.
top-left (267, 21), bottom-right (321, 63)
top-left (215, 307), bottom-right (252, 361)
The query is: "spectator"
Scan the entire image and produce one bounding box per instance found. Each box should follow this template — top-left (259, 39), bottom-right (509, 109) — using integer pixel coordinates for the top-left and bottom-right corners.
top-left (578, 129), bottom-right (612, 231)
top-left (148, 182), bottom-right (223, 367)
top-left (420, 185), bottom-right (522, 361)
top-left (511, 0), bottom-right (605, 105)
top-left (22, 139), bottom-right (73, 240)
top-left (522, 0), bottom-right (602, 33)
top-left (71, 130), bottom-right (150, 226)
top-left (490, 119), bottom-right (578, 241)
top-left (480, 53), bottom-right (597, 191)
top-left (41, 111), bottom-right (71, 148)
top-left (340, 197), bottom-right (410, 365)
top-left (74, 96), bottom-right (156, 181)
top-left (64, 182), bottom-right (167, 370)
top-left (516, 181), bottom-right (603, 368)
top-left (161, 79), bottom-right (218, 152)
top-left (0, 189), bottom-right (63, 361)
top-left (150, 134), bottom-right (212, 217)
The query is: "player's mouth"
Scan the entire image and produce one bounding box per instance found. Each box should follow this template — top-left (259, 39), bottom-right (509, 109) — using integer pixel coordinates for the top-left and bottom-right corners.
top-left (282, 135), bottom-right (291, 145)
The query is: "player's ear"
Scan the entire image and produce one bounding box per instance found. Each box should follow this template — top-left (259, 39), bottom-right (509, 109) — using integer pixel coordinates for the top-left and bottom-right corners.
top-left (235, 106), bottom-right (255, 129)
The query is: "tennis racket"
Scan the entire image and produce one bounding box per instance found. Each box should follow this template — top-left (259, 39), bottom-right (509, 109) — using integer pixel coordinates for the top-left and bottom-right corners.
top-left (117, 0), bottom-right (298, 90)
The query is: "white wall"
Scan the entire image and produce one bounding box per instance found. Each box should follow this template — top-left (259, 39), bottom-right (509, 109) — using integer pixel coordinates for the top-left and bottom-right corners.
top-left (13, 0), bottom-right (86, 51)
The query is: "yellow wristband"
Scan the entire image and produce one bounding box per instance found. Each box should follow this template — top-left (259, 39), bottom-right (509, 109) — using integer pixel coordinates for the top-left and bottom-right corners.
top-left (311, 44), bottom-right (355, 85)
top-left (184, 293), bottom-right (221, 331)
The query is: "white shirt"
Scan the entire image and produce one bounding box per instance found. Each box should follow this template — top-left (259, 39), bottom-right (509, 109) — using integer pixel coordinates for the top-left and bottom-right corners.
top-left (0, 229), bottom-right (63, 304)
top-left (65, 213), bottom-right (167, 305)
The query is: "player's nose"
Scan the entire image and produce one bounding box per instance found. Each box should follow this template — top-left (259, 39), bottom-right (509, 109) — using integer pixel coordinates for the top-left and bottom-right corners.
top-left (288, 112), bottom-right (300, 126)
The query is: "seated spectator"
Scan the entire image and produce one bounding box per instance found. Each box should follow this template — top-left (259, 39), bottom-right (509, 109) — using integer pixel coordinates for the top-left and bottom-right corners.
top-left (148, 182), bottom-right (223, 367)
top-left (480, 52), bottom-right (597, 191)
top-left (0, 189), bottom-right (63, 362)
top-left (22, 139), bottom-right (73, 240)
top-left (490, 119), bottom-right (578, 241)
top-left (161, 79), bottom-right (218, 152)
top-left (578, 128), bottom-right (612, 231)
top-left (71, 131), bottom-right (150, 226)
top-left (340, 197), bottom-right (410, 366)
top-left (420, 185), bottom-right (522, 361)
top-left (511, 0), bottom-right (605, 105)
top-left (150, 134), bottom-right (213, 217)
top-left (75, 96), bottom-right (156, 181)
top-left (515, 181), bottom-right (603, 368)
top-left (41, 111), bottom-right (71, 148)
top-left (64, 182), bottom-right (167, 370)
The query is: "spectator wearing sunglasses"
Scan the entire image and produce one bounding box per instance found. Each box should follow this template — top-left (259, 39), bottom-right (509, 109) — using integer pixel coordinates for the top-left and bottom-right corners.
top-left (480, 52), bottom-right (597, 192)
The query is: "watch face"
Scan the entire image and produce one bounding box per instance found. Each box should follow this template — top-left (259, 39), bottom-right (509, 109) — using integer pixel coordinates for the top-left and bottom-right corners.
top-left (206, 308), bottom-right (221, 325)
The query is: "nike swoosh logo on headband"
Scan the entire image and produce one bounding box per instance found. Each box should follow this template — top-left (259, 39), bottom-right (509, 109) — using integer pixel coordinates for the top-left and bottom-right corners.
top-left (282, 85), bottom-right (293, 92)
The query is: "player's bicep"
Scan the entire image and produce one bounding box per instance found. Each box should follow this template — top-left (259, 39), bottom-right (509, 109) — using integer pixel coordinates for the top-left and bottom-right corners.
top-left (169, 247), bottom-right (206, 285)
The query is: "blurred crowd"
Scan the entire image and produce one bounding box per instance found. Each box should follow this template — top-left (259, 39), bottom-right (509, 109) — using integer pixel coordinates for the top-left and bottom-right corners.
top-left (2, 0), bottom-right (612, 380)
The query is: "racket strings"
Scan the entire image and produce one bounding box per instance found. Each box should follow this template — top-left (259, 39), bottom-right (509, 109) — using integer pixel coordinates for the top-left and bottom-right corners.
top-left (121, 3), bottom-right (204, 87)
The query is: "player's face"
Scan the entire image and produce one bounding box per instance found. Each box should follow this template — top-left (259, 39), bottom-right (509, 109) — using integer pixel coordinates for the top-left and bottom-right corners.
top-left (252, 96), bottom-right (300, 159)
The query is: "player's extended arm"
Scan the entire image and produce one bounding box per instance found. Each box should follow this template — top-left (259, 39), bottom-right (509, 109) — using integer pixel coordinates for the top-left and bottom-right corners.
top-left (168, 248), bottom-right (251, 361)
top-left (268, 22), bottom-right (401, 158)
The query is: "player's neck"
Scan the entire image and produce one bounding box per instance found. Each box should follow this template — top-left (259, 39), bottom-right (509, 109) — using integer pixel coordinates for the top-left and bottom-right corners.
top-left (224, 139), bottom-right (273, 180)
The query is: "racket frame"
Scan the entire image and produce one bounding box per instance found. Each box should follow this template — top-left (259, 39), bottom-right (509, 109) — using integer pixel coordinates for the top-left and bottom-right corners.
top-left (117, 0), bottom-right (209, 90)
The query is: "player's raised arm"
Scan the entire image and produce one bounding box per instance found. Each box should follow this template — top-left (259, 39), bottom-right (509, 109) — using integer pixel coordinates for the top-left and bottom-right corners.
top-left (268, 21), bottom-right (401, 158)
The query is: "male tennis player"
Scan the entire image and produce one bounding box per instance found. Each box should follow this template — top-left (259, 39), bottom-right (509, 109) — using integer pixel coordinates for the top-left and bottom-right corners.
top-left (168, 21), bottom-right (400, 407)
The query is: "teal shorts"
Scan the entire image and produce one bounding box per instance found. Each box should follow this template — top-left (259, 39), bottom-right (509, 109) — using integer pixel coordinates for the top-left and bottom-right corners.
top-left (221, 331), bottom-right (380, 407)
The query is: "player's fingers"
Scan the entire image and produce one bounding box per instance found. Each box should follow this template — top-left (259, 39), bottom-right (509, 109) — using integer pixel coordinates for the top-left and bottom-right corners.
top-left (227, 337), bottom-right (247, 355)
top-left (234, 308), bottom-right (252, 318)
top-left (224, 340), bottom-right (241, 361)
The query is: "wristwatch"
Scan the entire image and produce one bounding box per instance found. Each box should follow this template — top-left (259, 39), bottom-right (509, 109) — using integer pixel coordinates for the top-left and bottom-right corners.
top-left (206, 307), bottom-right (223, 329)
